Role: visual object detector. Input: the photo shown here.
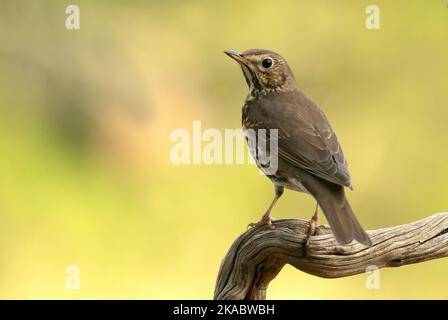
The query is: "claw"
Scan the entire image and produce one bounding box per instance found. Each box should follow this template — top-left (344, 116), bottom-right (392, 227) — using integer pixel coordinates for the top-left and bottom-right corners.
top-left (305, 221), bottom-right (316, 247)
top-left (304, 204), bottom-right (320, 256)
top-left (247, 216), bottom-right (275, 229)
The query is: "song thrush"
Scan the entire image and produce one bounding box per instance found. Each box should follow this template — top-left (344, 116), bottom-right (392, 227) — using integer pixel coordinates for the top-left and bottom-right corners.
top-left (225, 48), bottom-right (371, 246)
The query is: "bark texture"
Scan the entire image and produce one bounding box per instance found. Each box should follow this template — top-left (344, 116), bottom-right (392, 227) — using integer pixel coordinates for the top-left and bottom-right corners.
top-left (214, 213), bottom-right (448, 300)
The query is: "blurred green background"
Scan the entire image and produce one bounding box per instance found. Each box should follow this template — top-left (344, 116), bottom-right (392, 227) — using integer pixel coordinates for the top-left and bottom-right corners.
top-left (0, 0), bottom-right (447, 299)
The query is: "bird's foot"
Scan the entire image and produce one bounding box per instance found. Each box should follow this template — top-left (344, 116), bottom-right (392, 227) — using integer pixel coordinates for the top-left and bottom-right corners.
top-left (305, 217), bottom-right (318, 246)
top-left (247, 214), bottom-right (275, 229)
top-left (304, 207), bottom-right (319, 256)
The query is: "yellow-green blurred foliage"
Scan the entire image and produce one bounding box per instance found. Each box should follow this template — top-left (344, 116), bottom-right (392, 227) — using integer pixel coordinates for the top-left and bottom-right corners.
top-left (0, 0), bottom-right (447, 299)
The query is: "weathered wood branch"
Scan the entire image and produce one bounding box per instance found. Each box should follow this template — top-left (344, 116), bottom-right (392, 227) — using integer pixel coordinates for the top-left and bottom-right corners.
top-left (214, 213), bottom-right (448, 300)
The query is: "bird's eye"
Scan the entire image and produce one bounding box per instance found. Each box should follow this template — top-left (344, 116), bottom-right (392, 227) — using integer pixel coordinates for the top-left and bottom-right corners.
top-left (262, 57), bottom-right (273, 69)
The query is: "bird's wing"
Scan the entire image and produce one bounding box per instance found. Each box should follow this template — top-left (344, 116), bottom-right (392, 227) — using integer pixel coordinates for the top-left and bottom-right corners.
top-left (245, 90), bottom-right (352, 188)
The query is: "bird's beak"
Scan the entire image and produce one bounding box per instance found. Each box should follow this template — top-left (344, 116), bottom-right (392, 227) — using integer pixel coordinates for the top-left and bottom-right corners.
top-left (224, 50), bottom-right (250, 67)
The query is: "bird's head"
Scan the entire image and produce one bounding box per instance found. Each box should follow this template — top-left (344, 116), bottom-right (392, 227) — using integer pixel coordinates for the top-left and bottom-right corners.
top-left (224, 48), bottom-right (296, 96)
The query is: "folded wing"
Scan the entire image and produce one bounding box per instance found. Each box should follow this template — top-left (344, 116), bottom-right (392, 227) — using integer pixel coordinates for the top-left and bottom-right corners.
top-left (244, 90), bottom-right (352, 189)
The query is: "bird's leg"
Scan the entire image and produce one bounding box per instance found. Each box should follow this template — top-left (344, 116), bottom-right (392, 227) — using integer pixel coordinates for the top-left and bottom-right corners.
top-left (248, 185), bottom-right (284, 230)
top-left (305, 203), bottom-right (319, 246)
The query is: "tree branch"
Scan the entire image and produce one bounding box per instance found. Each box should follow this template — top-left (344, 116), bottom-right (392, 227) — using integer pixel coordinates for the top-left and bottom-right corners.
top-left (213, 213), bottom-right (448, 300)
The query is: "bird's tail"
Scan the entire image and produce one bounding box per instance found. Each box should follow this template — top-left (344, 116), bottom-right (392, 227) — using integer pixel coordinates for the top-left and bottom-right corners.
top-left (318, 194), bottom-right (371, 246)
top-left (312, 183), bottom-right (371, 246)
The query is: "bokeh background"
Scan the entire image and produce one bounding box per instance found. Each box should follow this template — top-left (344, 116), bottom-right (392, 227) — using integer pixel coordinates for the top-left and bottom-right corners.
top-left (1, 0), bottom-right (447, 299)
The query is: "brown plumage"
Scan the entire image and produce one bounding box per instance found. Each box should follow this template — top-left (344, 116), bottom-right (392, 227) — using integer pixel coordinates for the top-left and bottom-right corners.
top-left (225, 48), bottom-right (371, 246)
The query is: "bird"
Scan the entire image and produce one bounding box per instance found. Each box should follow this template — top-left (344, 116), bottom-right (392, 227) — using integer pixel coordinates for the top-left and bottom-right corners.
top-left (224, 48), bottom-right (371, 246)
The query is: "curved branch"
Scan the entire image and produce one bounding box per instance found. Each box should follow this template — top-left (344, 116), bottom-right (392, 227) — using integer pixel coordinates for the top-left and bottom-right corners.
top-left (213, 213), bottom-right (448, 300)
